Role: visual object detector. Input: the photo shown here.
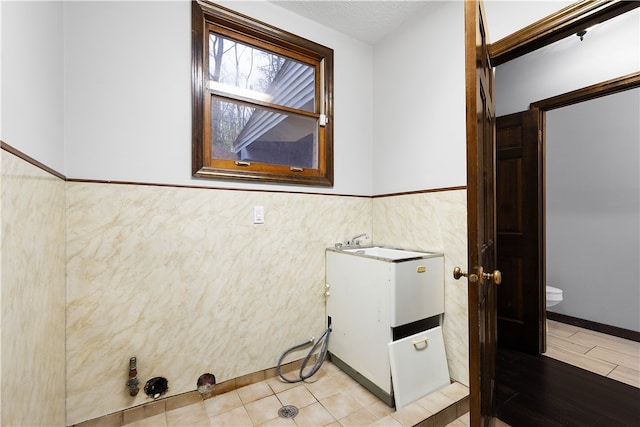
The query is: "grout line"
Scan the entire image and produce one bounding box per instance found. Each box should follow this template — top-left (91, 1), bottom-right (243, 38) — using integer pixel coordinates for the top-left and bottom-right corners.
top-left (73, 360), bottom-right (472, 426)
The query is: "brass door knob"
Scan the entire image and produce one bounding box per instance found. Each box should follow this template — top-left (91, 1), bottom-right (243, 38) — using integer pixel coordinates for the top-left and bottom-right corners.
top-left (453, 267), bottom-right (478, 282)
top-left (482, 269), bottom-right (502, 285)
top-left (454, 266), bottom-right (501, 284)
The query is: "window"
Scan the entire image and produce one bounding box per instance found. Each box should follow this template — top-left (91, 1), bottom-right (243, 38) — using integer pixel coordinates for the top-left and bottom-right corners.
top-left (192, 1), bottom-right (334, 186)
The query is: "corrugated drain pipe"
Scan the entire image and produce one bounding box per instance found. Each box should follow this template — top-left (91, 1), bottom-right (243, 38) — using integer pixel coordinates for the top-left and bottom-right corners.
top-left (276, 326), bottom-right (332, 383)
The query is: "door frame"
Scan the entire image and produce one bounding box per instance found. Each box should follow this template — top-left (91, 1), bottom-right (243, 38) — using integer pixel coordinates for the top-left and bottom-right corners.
top-left (531, 72), bottom-right (640, 112)
top-left (464, 1), bottom-right (497, 425)
top-left (467, 2), bottom-right (639, 426)
top-left (493, 71), bottom-right (640, 357)
top-left (489, 1), bottom-right (639, 66)
top-left (531, 70), bottom-right (640, 334)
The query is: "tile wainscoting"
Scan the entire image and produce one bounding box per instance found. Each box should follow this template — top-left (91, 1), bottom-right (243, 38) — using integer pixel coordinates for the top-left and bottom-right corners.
top-left (1, 149), bottom-right (468, 425)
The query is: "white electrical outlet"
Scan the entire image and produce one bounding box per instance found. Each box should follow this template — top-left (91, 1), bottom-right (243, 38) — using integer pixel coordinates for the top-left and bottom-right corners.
top-left (253, 206), bottom-right (265, 224)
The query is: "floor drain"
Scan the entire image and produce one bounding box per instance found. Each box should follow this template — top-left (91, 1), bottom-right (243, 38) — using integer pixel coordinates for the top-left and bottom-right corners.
top-left (278, 405), bottom-right (299, 418)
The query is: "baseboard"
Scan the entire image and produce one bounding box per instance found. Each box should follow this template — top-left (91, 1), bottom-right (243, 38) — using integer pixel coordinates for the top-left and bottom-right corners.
top-left (547, 311), bottom-right (640, 342)
top-left (70, 357), bottom-right (307, 427)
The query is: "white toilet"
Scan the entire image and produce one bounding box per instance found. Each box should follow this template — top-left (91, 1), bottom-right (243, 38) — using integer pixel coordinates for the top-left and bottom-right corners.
top-left (546, 285), bottom-right (563, 309)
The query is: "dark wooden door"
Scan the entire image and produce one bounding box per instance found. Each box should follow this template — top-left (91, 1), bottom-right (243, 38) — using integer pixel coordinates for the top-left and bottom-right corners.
top-left (496, 109), bottom-right (545, 354)
top-left (463, 1), bottom-right (500, 426)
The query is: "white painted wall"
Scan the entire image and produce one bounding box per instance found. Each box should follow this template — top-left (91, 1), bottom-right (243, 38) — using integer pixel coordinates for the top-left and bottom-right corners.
top-left (546, 89), bottom-right (640, 331)
top-left (62, 0), bottom-right (374, 196)
top-left (495, 8), bottom-right (640, 116)
top-left (7, 0), bottom-right (600, 196)
top-left (7, 0), bottom-right (470, 197)
top-left (0, 0), bottom-right (2, 138)
top-left (1, 0), bottom-right (65, 171)
top-left (373, 1), bottom-right (466, 194)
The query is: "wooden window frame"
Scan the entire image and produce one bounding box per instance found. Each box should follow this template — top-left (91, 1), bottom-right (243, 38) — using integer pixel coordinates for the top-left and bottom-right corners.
top-left (191, 1), bottom-right (334, 186)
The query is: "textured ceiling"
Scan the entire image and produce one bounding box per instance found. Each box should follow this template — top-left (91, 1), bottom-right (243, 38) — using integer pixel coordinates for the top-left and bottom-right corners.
top-left (269, 2), bottom-right (578, 45)
top-left (271, 1), bottom-right (433, 45)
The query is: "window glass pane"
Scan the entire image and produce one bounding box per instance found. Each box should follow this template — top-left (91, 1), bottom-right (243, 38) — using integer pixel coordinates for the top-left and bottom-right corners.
top-left (211, 97), bottom-right (318, 168)
top-left (209, 32), bottom-right (316, 113)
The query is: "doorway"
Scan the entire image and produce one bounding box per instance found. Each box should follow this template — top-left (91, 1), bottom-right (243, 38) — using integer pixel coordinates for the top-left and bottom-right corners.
top-left (497, 73), bottom-right (640, 354)
top-left (494, 75), bottom-right (640, 426)
top-left (543, 88), bottom-right (640, 339)
top-left (467, 2), bottom-right (639, 425)
top-left (489, 5), bottom-right (640, 356)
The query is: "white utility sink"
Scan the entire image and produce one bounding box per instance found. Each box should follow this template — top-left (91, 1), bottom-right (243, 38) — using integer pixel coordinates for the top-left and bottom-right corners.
top-left (325, 246), bottom-right (446, 406)
top-left (342, 246), bottom-right (433, 261)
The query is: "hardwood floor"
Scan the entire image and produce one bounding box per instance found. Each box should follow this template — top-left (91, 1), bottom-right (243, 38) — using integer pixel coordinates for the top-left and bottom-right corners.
top-left (545, 319), bottom-right (639, 388)
top-left (495, 321), bottom-right (640, 426)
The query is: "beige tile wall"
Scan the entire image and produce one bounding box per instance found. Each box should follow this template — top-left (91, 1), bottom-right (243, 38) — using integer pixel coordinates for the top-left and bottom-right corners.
top-left (64, 182), bottom-right (373, 424)
top-left (1, 151), bottom-right (67, 426)
top-left (1, 152), bottom-right (469, 425)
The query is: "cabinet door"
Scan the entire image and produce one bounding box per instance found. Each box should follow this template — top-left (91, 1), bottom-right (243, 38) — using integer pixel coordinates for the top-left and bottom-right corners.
top-left (388, 326), bottom-right (450, 409)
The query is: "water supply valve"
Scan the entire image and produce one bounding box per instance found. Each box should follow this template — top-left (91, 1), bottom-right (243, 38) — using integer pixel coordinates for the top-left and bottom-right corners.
top-left (126, 357), bottom-right (140, 396)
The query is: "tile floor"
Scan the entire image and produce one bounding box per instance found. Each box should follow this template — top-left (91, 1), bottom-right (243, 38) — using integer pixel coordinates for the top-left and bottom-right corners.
top-left (123, 319), bottom-right (639, 426)
top-left (79, 320), bottom-right (639, 426)
top-left (544, 319), bottom-right (640, 388)
top-left (122, 360), bottom-right (472, 427)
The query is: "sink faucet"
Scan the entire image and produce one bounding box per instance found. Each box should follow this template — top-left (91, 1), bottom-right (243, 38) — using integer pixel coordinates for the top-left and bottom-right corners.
top-left (346, 233), bottom-right (368, 247)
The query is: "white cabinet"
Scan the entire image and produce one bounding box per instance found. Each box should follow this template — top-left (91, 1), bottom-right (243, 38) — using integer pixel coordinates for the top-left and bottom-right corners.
top-left (325, 247), bottom-right (448, 406)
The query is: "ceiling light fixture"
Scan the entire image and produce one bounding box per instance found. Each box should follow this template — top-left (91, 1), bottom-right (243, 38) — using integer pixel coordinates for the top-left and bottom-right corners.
top-left (576, 24), bottom-right (599, 42)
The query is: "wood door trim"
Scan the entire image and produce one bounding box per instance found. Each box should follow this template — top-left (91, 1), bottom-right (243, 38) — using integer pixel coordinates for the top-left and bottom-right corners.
top-left (489, 0), bottom-right (639, 66)
top-left (531, 71), bottom-right (640, 111)
top-left (466, 1), bottom-right (498, 425)
top-left (464, 1), bottom-right (481, 423)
